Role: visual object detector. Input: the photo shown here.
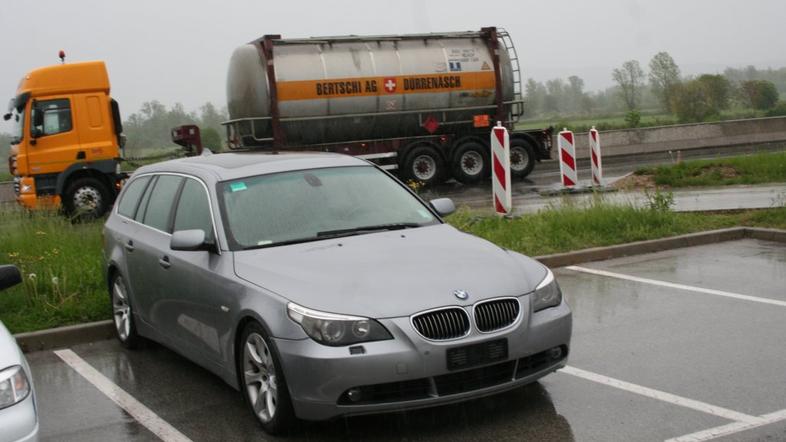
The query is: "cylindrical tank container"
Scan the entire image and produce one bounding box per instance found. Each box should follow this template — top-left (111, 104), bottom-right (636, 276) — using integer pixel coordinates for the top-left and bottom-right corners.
top-left (226, 29), bottom-right (517, 147)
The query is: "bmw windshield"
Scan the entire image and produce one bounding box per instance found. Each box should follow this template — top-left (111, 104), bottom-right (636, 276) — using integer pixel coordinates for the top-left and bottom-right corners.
top-left (218, 165), bottom-right (440, 250)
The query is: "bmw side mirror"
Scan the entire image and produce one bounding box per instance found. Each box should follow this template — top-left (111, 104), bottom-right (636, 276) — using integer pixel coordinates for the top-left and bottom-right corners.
top-left (0, 265), bottom-right (22, 291)
top-left (170, 229), bottom-right (208, 252)
top-left (430, 198), bottom-right (456, 217)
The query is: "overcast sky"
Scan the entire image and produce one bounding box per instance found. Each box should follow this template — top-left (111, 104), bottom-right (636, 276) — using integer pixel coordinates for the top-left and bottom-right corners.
top-left (3, 0), bottom-right (786, 132)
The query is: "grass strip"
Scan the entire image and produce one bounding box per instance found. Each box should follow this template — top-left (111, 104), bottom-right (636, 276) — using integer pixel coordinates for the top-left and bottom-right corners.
top-left (635, 151), bottom-right (786, 187)
top-left (1, 203), bottom-right (785, 333)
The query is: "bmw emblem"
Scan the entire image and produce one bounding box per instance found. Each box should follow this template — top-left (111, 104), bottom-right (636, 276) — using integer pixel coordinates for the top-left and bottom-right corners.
top-left (453, 290), bottom-right (469, 300)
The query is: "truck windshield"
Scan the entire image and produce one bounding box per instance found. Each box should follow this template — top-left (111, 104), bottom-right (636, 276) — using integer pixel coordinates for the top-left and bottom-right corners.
top-left (218, 165), bottom-right (439, 250)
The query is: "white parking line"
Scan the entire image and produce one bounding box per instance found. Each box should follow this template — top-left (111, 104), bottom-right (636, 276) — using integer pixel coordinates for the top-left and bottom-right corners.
top-left (565, 266), bottom-right (786, 308)
top-left (560, 366), bottom-right (764, 425)
top-left (666, 408), bottom-right (786, 441)
top-left (54, 349), bottom-right (192, 442)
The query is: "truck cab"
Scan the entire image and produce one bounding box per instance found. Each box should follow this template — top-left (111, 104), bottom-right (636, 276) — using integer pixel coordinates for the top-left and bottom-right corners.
top-left (4, 60), bottom-right (125, 218)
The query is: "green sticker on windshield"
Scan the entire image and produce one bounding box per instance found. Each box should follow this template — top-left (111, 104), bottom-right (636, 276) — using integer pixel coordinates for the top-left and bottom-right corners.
top-left (230, 182), bottom-right (247, 192)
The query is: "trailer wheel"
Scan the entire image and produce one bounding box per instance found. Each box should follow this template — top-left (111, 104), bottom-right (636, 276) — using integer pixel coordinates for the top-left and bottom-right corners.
top-left (403, 146), bottom-right (445, 186)
top-left (63, 177), bottom-right (111, 220)
top-left (452, 141), bottom-right (490, 184)
top-left (510, 139), bottom-right (537, 179)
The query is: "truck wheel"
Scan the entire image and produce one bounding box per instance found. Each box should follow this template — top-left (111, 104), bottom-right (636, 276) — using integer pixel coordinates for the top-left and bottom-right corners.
top-left (510, 139), bottom-right (537, 179)
top-left (63, 177), bottom-right (111, 220)
top-left (452, 141), bottom-right (490, 184)
top-left (403, 146), bottom-right (445, 186)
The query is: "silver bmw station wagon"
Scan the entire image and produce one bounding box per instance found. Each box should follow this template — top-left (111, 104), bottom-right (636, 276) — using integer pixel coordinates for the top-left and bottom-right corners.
top-left (103, 152), bottom-right (572, 434)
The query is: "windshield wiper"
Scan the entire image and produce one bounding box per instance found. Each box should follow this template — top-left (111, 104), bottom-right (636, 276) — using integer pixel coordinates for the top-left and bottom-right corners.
top-left (317, 222), bottom-right (422, 237)
top-left (241, 223), bottom-right (424, 250)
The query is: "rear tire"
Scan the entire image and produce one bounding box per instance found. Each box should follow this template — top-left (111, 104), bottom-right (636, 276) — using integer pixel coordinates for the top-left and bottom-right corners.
top-left (510, 139), bottom-right (537, 179)
top-left (452, 141), bottom-right (490, 184)
top-left (238, 321), bottom-right (296, 435)
top-left (403, 146), bottom-right (445, 186)
top-left (110, 272), bottom-right (142, 349)
top-left (63, 177), bottom-right (111, 220)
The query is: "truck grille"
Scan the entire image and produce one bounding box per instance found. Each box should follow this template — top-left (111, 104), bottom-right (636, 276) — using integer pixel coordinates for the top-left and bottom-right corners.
top-left (411, 307), bottom-right (470, 340)
top-left (474, 298), bottom-right (520, 333)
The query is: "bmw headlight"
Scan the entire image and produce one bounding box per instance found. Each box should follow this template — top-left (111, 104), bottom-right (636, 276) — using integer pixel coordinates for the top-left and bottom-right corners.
top-left (532, 268), bottom-right (562, 312)
top-left (0, 365), bottom-right (31, 410)
top-left (287, 303), bottom-right (393, 347)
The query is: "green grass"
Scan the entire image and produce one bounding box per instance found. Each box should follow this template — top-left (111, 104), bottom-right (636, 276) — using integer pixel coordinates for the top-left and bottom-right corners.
top-left (516, 112), bottom-right (674, 132)
top-left (1, 203), bottom-right (785, 334)
top-left (0, 170), bottom-right (11, 181)
top-left (516, 108), bottom-right (769, 133)
top-left (636, 151), bottom-right (786, 187)
top-left (0, 209), bottom-right (107, 333)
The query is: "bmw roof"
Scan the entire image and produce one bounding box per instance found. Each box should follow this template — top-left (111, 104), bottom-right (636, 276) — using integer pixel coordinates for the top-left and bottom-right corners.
top-left (133, 151), bottom-right (370, 182)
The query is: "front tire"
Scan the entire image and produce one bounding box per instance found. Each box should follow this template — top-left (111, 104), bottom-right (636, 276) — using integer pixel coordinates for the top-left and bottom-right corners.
top-left (110, 273), bottom-right (142, 349)
top-left (63, 177), bottom-right (111, 220)
top-left (239, 321), bottom-right (296, 434)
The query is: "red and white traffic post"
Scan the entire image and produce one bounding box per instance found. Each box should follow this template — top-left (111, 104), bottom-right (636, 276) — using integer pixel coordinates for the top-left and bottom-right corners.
top-left (588, 126), bottom-right (603, 186)
top-left (557, 128), bottom-right (577, 188)
top-left (491, 122), bottom-right (512, 216)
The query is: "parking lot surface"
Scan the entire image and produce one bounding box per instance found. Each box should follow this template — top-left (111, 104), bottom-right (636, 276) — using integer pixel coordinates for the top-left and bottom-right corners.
top-left (24, 238), bottom-right (786, 441)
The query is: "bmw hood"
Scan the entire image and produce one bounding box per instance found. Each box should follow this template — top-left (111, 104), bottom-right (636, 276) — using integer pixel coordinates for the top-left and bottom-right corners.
top-left (233, 224), bottom-right (548, 318)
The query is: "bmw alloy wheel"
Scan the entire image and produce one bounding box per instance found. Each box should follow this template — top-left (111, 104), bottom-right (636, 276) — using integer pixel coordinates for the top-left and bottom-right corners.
top-left (243, 333), bottom-right (278, 423)
top-left (112, 276), bottom-right (131, 341)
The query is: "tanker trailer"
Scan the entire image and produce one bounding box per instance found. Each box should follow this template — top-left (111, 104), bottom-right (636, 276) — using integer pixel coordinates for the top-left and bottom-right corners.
top-left (224, 27), bottom-right (552, 184)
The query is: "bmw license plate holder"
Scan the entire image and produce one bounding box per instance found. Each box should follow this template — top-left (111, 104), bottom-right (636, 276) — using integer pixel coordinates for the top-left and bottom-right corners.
top-left (446, 338), bottom-right (508, 371)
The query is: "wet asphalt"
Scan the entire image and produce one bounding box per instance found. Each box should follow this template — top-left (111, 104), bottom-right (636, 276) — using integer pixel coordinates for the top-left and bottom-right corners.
top-left (23, 238), bottom-right (786, 441)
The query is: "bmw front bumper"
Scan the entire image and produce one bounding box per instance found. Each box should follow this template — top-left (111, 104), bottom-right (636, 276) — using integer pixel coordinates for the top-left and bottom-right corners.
top-left (0, 392), bottom-right (39, 442)
top-left (274, 297), bottom-right (572, 421)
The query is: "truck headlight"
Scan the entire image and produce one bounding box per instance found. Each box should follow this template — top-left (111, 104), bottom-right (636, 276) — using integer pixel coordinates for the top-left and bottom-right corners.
top-left (287, 303), bottom-right (393, 347)
top-left (0, 365), bottom-right (31, 410)
top-left (532, 268), bottom-right (562, 312)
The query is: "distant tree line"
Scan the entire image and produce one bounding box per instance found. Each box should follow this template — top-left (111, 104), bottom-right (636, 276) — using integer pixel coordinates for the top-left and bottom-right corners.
top-left (524, 55), bottom-right (785, 125)
top-left (122, 101), bottom-right (228, 154)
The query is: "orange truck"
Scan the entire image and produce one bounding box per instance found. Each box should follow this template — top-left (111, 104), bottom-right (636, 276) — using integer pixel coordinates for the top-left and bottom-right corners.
top-left (4, 58), bottom-right (126, 217)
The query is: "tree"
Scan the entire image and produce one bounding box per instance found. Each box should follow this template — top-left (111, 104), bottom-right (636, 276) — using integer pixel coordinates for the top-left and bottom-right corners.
top-left (545, 79), bottom-right (565, 113)
top-left (671, 79), bottom-right (716, 122)
top-left (696, 74), bottom-right (731, 111)
top-left (648, 52), bottom-right (681, 112)
top-left (524, 79), bottom-right (544, 117)
top-left (612, 60), bottom-right (645, 111)
top-left (739, 80), bottom-right (779, 110)
top-left (200, 127), bottom-right (222, 151)
top-left (566, 75), bottom-right (588, 113)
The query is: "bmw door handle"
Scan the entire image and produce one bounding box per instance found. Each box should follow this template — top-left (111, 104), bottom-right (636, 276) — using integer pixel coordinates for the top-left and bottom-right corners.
top-left (158, 256), bottom-right (171, 269)
top-left (124, 240), bottom-right (135, 252)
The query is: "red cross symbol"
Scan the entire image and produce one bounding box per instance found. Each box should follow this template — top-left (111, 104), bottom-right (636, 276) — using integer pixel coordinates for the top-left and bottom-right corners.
top-left (383, 78), bottom-right (397, 93)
